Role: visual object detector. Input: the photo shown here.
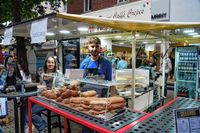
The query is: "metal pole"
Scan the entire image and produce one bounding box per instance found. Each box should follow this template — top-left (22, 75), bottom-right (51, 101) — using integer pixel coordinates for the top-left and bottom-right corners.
top-left (131, 32), bottom-right (136, 109)
top-left (161, 41), bottom-right (166, 97)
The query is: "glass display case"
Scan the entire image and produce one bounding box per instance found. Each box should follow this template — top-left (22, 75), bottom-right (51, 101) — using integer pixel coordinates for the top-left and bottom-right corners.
top-left (175, 47), bottom-right (198, 98)
top-left (62, 39), bottom-right (80, 73)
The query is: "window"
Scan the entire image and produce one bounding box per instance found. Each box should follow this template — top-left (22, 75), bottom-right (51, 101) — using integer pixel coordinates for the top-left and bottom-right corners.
top-left (118, 0), bottom-right (128, 3)
top-left (84, 0), bottom-right (92, 12)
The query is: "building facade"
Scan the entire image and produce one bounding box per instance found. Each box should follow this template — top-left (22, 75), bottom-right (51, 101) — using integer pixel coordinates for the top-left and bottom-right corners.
top-left (67, 0), bottom-right (200, 22)
top-left (67, 0), bottom-right (139, 14)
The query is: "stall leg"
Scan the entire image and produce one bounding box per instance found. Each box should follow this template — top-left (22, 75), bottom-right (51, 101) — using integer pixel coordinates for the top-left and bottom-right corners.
top-left (47, 110), bottom-right (51, 133)
top-left (67, 119), bottom-right (71, 133)
top-left (20, 98), bottom-right (25, 133)
top-left (64, 119), bottom-right (67, 133)
top-left (14, 99), bottom-right (19, 133)
top-left (28, 98), bottom-right (32, 133)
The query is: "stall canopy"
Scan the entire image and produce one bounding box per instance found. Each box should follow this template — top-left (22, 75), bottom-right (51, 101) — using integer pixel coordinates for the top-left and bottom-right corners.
top-left (0, 12), bottom-right (200, 44)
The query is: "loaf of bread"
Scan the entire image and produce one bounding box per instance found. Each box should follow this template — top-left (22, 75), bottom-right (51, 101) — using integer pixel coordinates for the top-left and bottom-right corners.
top-left (56, 97), bottom-right (63, 102)
top-left (107, 96), bottom-right (125, 104)
top-left (60, 90), bottom-right (71, 99)
top-left (62, 98), bottom-right (70, 104)
top-left (91, 104), bottom-right (107, 111)
top-left (81, 97), bottom-right (98, 105)
top-left (80, 90), bottom-right (97, 97)
top-left (80, 104), bottom-right (92, 110)
top-left (46, 93), bottom-right (58, 99)
top-left (70, 90), bottom-right (79, 97)
top-left (70, 97), bottom-right (85, 104)
top-left (90, 100), bottom-right (109, 105)
top-left (70, 103), bottom-right (81, 108)
top-left (108, 103), bottom-right (125, 111)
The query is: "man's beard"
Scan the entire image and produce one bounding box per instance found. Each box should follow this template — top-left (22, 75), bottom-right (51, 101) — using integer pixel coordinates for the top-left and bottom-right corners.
top-left (89, 50), bottom-right (99, 56)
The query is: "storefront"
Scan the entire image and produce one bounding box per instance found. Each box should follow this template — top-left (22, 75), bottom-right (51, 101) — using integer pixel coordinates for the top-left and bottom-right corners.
top-left (1, 12), bottom-right (200, 133)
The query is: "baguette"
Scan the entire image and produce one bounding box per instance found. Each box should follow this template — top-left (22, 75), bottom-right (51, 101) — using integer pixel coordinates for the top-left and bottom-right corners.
top-left (107, 97), bottom-right (125, 104)
top-left (81, 90), bottom-right (97, 97)
top-left (108, 103), bottom-right (125, 111)
top-left (90, 100), bottom-right (109, 105)
top-left (80, 104), bottom-right (92, 110)
top-left (70, 97), bottom-right (85, 104)
top-left (81, 97), bottom-right (98, 105)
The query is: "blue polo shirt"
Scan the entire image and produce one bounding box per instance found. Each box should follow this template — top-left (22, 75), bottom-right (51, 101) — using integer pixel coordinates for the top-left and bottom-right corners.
top-left (80, 57), bottom-right (112, 81)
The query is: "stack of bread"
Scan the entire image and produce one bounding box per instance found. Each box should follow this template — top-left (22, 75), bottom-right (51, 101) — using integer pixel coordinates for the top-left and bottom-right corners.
top-left (40, 87), bottom-right (125, 116)
top-left (88, 97), bottom-right (125, 115)
top-left (69, 90), bottom-right (97, 111)
top-left (40, 84), bottom-right (80, 103)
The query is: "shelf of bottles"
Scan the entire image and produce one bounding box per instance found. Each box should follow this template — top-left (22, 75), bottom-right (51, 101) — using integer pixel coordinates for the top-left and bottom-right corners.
top-left (176, 47), bottom-right (198, 98)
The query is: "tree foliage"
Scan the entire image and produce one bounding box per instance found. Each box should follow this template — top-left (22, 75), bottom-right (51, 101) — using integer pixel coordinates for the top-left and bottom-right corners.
top-left (0, 0), bottom-right (73, 75)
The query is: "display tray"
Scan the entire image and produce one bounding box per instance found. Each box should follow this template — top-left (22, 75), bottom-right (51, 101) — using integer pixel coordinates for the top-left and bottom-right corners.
top-left (125, 97), bottom-right (200, 133)
top-left (36, 96), bottom-right (145, 131)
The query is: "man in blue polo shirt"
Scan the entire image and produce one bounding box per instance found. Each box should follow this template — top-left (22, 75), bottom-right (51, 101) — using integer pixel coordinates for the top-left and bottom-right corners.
top-left (80, 36), bottom-right (112, 81)
top-left (80, 37), bottom-right (112, 133)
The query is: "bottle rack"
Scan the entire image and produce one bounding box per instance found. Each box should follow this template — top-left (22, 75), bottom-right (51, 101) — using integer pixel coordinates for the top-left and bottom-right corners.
top-left (175, 47), bottom-right (198, 98)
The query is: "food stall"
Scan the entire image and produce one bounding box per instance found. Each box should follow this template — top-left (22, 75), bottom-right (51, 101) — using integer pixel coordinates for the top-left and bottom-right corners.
top-left (1, 12), bottom-right (200, 133)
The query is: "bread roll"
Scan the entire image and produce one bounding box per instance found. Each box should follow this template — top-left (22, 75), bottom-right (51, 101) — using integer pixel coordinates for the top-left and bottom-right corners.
top-left (92, 104), bottom-right (107, 111)
top-left (80, 104), bottom-right (92, 110)
top-left (70, 97), bottom-right (85, 104)
top-left (56, 97), bottom-right (63, 102)
top-left (61, 90), bottom-right (71, 99)
top-left (107, 97), bottom-right (125, 104)
top-left (40, 90), bottom-right (51, 97)
top-left (81, 97), bottom-right (98, 105)
top-left (70, 103), bottom-right (80, 108)
top-left (62, 98), bottom-right (70, 104)
top-left (108, 103), bottom-right (125, 111)
top-left (81, 90), bottom-right (97, 97)
top-left (47, 93), bottom-right (57, 99)
top-left (70, 90), bottom-right (79, 97)
top-left (90, 100), bottom-right (109, 105)
top-left (70, 85), bottom-right (80, 91)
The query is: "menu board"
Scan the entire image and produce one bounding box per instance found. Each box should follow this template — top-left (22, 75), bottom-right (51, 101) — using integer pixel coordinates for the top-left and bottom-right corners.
top-left (175, 108), bottom-right (200, 133)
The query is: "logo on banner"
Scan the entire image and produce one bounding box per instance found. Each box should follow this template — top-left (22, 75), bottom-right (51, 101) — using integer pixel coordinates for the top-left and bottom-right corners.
top-left (30, 18), bottom-right (48, 44)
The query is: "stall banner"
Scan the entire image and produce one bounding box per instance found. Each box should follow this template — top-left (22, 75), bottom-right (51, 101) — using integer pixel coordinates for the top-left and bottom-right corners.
top-left (84, 0), bottom-right (151, 21)
top-left (3, 27), bottom-right (13, 45)
top-left (30, 18), bottom-right (48, 44)
top-left (0, 98), bottom-right (8, 117)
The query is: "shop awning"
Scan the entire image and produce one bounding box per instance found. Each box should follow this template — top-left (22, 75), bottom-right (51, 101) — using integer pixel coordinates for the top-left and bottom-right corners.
top-left (57, 13), bottom-right (200, 32)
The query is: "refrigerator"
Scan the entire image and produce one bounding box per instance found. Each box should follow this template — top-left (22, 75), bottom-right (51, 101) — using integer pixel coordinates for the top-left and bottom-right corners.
top-left (175, 47), bottom-right (198, 98)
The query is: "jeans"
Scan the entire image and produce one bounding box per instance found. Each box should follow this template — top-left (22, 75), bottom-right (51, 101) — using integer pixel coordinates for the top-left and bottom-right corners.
top-left (25, 104), bottom-right (47, 132)
top-left (0, 125), bottom-right (4, 133)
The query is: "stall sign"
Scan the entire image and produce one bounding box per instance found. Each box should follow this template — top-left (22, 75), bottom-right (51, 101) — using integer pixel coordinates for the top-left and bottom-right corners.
top-left (151, 0), bottom-right (170, 21)
top-left (3, 27), bottom-right (13, 45)
top-left (84, 0), bottom-right (151, 21)
top-left (30, 18), bottom-right (48, 44)
top-left (174, 107), bottom-right (200, 133)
